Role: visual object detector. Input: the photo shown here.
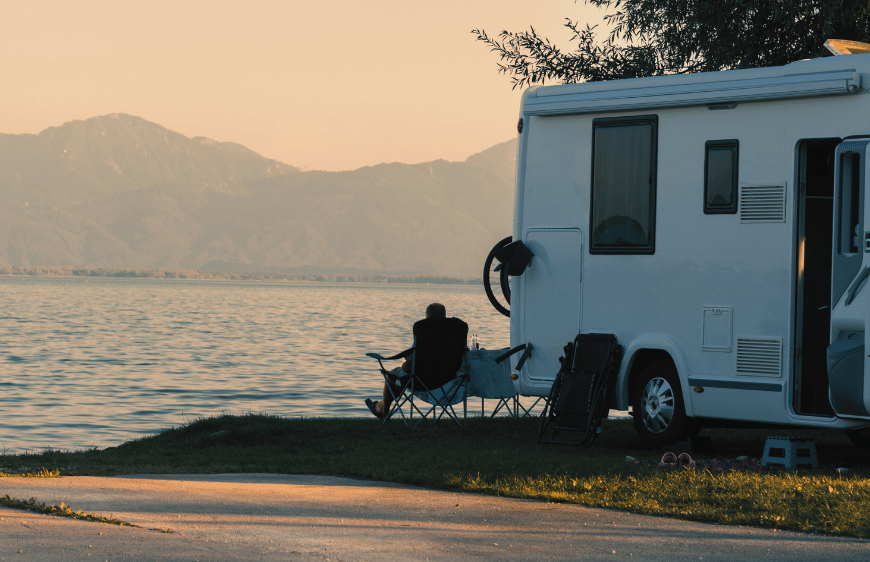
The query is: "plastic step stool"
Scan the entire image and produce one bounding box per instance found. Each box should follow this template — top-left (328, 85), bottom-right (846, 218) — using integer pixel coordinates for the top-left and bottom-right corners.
top-left (761, 436), bottom-right (819, 469)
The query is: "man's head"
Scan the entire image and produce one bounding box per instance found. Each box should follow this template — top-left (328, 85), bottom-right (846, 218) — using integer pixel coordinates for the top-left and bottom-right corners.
top-left (425, 303), bottom-right (447, 319)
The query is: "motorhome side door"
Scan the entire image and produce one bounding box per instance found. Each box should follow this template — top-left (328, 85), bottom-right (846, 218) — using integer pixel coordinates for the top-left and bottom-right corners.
top-left (518, 228), bottom-right (583, 383)
top-left (828, 138), bottom-right (870, 419)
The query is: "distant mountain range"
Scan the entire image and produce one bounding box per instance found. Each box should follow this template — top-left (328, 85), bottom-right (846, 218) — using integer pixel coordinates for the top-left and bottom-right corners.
top-left (0, 114), bottom-right (516, 278)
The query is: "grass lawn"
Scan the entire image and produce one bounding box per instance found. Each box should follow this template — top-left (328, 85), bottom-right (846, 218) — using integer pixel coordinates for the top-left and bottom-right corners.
top-left (2, 414), bottom-right (870, 538)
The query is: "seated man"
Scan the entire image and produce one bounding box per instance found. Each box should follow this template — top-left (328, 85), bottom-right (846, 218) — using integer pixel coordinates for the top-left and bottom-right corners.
top-left (366, 302), bottom-right (469, 419)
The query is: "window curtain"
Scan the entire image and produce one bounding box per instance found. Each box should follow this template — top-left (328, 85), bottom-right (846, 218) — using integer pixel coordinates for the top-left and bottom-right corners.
top-left (592, 124), bottom-right (652, 240)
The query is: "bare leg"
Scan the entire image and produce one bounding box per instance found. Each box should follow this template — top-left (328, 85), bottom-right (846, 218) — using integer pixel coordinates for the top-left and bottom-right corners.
top-left (382, 360), bottom-right (411, 410)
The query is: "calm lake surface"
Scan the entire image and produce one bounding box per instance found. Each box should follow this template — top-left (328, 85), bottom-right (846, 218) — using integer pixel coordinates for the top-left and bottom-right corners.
top-left (0, 276), bottom-right (510, 454)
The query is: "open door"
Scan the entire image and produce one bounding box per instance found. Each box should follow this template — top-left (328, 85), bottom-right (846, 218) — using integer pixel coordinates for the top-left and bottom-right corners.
top-left (827, 138), bottom-right (870, 419)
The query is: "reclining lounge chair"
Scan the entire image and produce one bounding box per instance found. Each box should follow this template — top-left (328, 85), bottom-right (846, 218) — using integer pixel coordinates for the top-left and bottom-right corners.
top-left (537, 333), bottom-right (622, 447)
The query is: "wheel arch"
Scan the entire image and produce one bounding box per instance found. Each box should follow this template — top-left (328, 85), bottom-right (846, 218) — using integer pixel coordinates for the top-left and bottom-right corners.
top-left (615, 334), bottom-right (695, 417)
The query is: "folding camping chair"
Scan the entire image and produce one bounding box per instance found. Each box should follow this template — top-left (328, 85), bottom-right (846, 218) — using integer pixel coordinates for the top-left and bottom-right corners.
top-left (537, 333), bottom-right (622, 447)
top-left (366, 317), bottom-right (469, 428)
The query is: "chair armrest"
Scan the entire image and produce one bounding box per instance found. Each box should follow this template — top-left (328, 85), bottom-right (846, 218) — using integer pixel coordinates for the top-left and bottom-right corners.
top-left (366, 348), bottom-right (414, 361)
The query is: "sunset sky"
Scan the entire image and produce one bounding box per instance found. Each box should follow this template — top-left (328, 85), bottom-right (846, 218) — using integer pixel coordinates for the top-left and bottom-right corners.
top-left (1, 1), bottom-right (604, 171)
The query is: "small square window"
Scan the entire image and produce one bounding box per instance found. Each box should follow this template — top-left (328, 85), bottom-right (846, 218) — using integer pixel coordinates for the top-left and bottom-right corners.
top-left (704, 140), bottom-right (738, 214)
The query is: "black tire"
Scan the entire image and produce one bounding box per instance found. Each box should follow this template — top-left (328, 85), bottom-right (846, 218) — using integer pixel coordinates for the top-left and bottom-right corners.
top-left (631, 359), bottom-right (690, 448)
top-left (499, 262), bottom-right (511, 306)
top-left (846, 427), bottom-right (870, 448)
top-left (483, 236), bottom-right (512, 317)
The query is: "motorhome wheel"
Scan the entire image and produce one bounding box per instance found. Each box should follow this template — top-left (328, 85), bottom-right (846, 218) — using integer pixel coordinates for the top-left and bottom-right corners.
top-left (632, 360), bottom-right (690, 448)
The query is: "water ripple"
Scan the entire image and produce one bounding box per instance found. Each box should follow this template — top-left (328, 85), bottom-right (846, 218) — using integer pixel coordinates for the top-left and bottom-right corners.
top-left (0, 276), bottom-right (509, 453)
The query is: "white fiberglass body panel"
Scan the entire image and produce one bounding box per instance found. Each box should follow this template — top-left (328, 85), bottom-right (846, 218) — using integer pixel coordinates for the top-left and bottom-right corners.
top-left (509, 54), bottom-right (870, 428)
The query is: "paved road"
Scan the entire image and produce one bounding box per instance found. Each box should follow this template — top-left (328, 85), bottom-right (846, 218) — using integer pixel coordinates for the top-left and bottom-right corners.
top-left (1, 474), bottom-right (868, 561)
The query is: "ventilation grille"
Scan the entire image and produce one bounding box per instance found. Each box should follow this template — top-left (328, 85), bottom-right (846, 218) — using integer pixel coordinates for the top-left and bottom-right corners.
top-left (740, 184), bottom-right (786, 223)
top-left (736, 337), bottom-right (782, 377)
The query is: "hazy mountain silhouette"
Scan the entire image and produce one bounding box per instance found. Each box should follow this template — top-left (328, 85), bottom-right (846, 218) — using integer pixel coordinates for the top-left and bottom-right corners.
top-left (0, 115), bottom-right (515, 277)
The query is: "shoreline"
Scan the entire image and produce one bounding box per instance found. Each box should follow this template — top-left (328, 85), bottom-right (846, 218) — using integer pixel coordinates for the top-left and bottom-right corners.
top-left (0, 265), bottom-right (478, 284)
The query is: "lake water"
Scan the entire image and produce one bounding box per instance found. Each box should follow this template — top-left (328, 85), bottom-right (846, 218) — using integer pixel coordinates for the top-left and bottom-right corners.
top-left (0, 276), bottom-right (511, 454)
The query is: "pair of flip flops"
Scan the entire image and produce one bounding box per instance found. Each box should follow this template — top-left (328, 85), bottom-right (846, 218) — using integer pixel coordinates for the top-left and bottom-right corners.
top-left (365, 398), bottom-right (385, 419)
top-left (659, 452), bottom-right (696, 468)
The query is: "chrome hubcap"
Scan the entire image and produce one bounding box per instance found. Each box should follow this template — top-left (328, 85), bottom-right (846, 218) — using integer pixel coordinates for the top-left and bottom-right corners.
top-left (641, 376), bottom-right (675, 434)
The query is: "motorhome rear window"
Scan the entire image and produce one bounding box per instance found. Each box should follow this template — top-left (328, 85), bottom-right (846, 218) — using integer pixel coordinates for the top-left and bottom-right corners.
top-left (590, 116), bottom-right (657, 254)
top-left (704, 140), bottom-right (739, 214)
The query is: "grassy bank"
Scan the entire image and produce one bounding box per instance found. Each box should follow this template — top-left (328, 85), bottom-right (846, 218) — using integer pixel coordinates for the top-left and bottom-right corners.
top-left (2, 414), bottom-right (870, 538)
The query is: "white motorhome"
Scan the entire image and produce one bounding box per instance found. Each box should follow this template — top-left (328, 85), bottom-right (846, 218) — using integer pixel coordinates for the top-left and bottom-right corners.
top-left (485, 51), bottom-right (870, 447)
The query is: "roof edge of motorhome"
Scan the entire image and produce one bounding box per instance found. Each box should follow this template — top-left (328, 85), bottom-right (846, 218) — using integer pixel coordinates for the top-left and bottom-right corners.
top-left (523, 54), bottom-right (870, 115)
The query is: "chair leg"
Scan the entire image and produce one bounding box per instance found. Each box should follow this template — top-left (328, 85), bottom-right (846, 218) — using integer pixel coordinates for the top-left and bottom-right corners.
top-left (517, 396), bottom-right (547, 418)
top-left (382, 374), bottom-right (415, 426)
top-left (401, 379), bottom-right (434, 428)
top-left (373, 362), bottom-right (434, 428)
top-left (384, 391), bottom-right (409, 425)
top-left (410, 377), bottom-right (468, 429)
top-left (489, 398), bottom-right (512, 418)
top-left (439, 378), bottom-right (468, 428)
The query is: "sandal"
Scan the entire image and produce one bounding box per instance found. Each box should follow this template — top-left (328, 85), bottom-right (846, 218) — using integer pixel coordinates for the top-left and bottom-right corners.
top-left (659, 452), bottom-right (678, 467)
top-left (365, 398), bottom-right (384, 419)
top-left (677, 453), bottom-right (696, 468)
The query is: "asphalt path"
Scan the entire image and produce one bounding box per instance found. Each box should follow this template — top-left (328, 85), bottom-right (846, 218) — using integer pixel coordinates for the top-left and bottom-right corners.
top-left (1, 474), bottom-right (868, 561)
